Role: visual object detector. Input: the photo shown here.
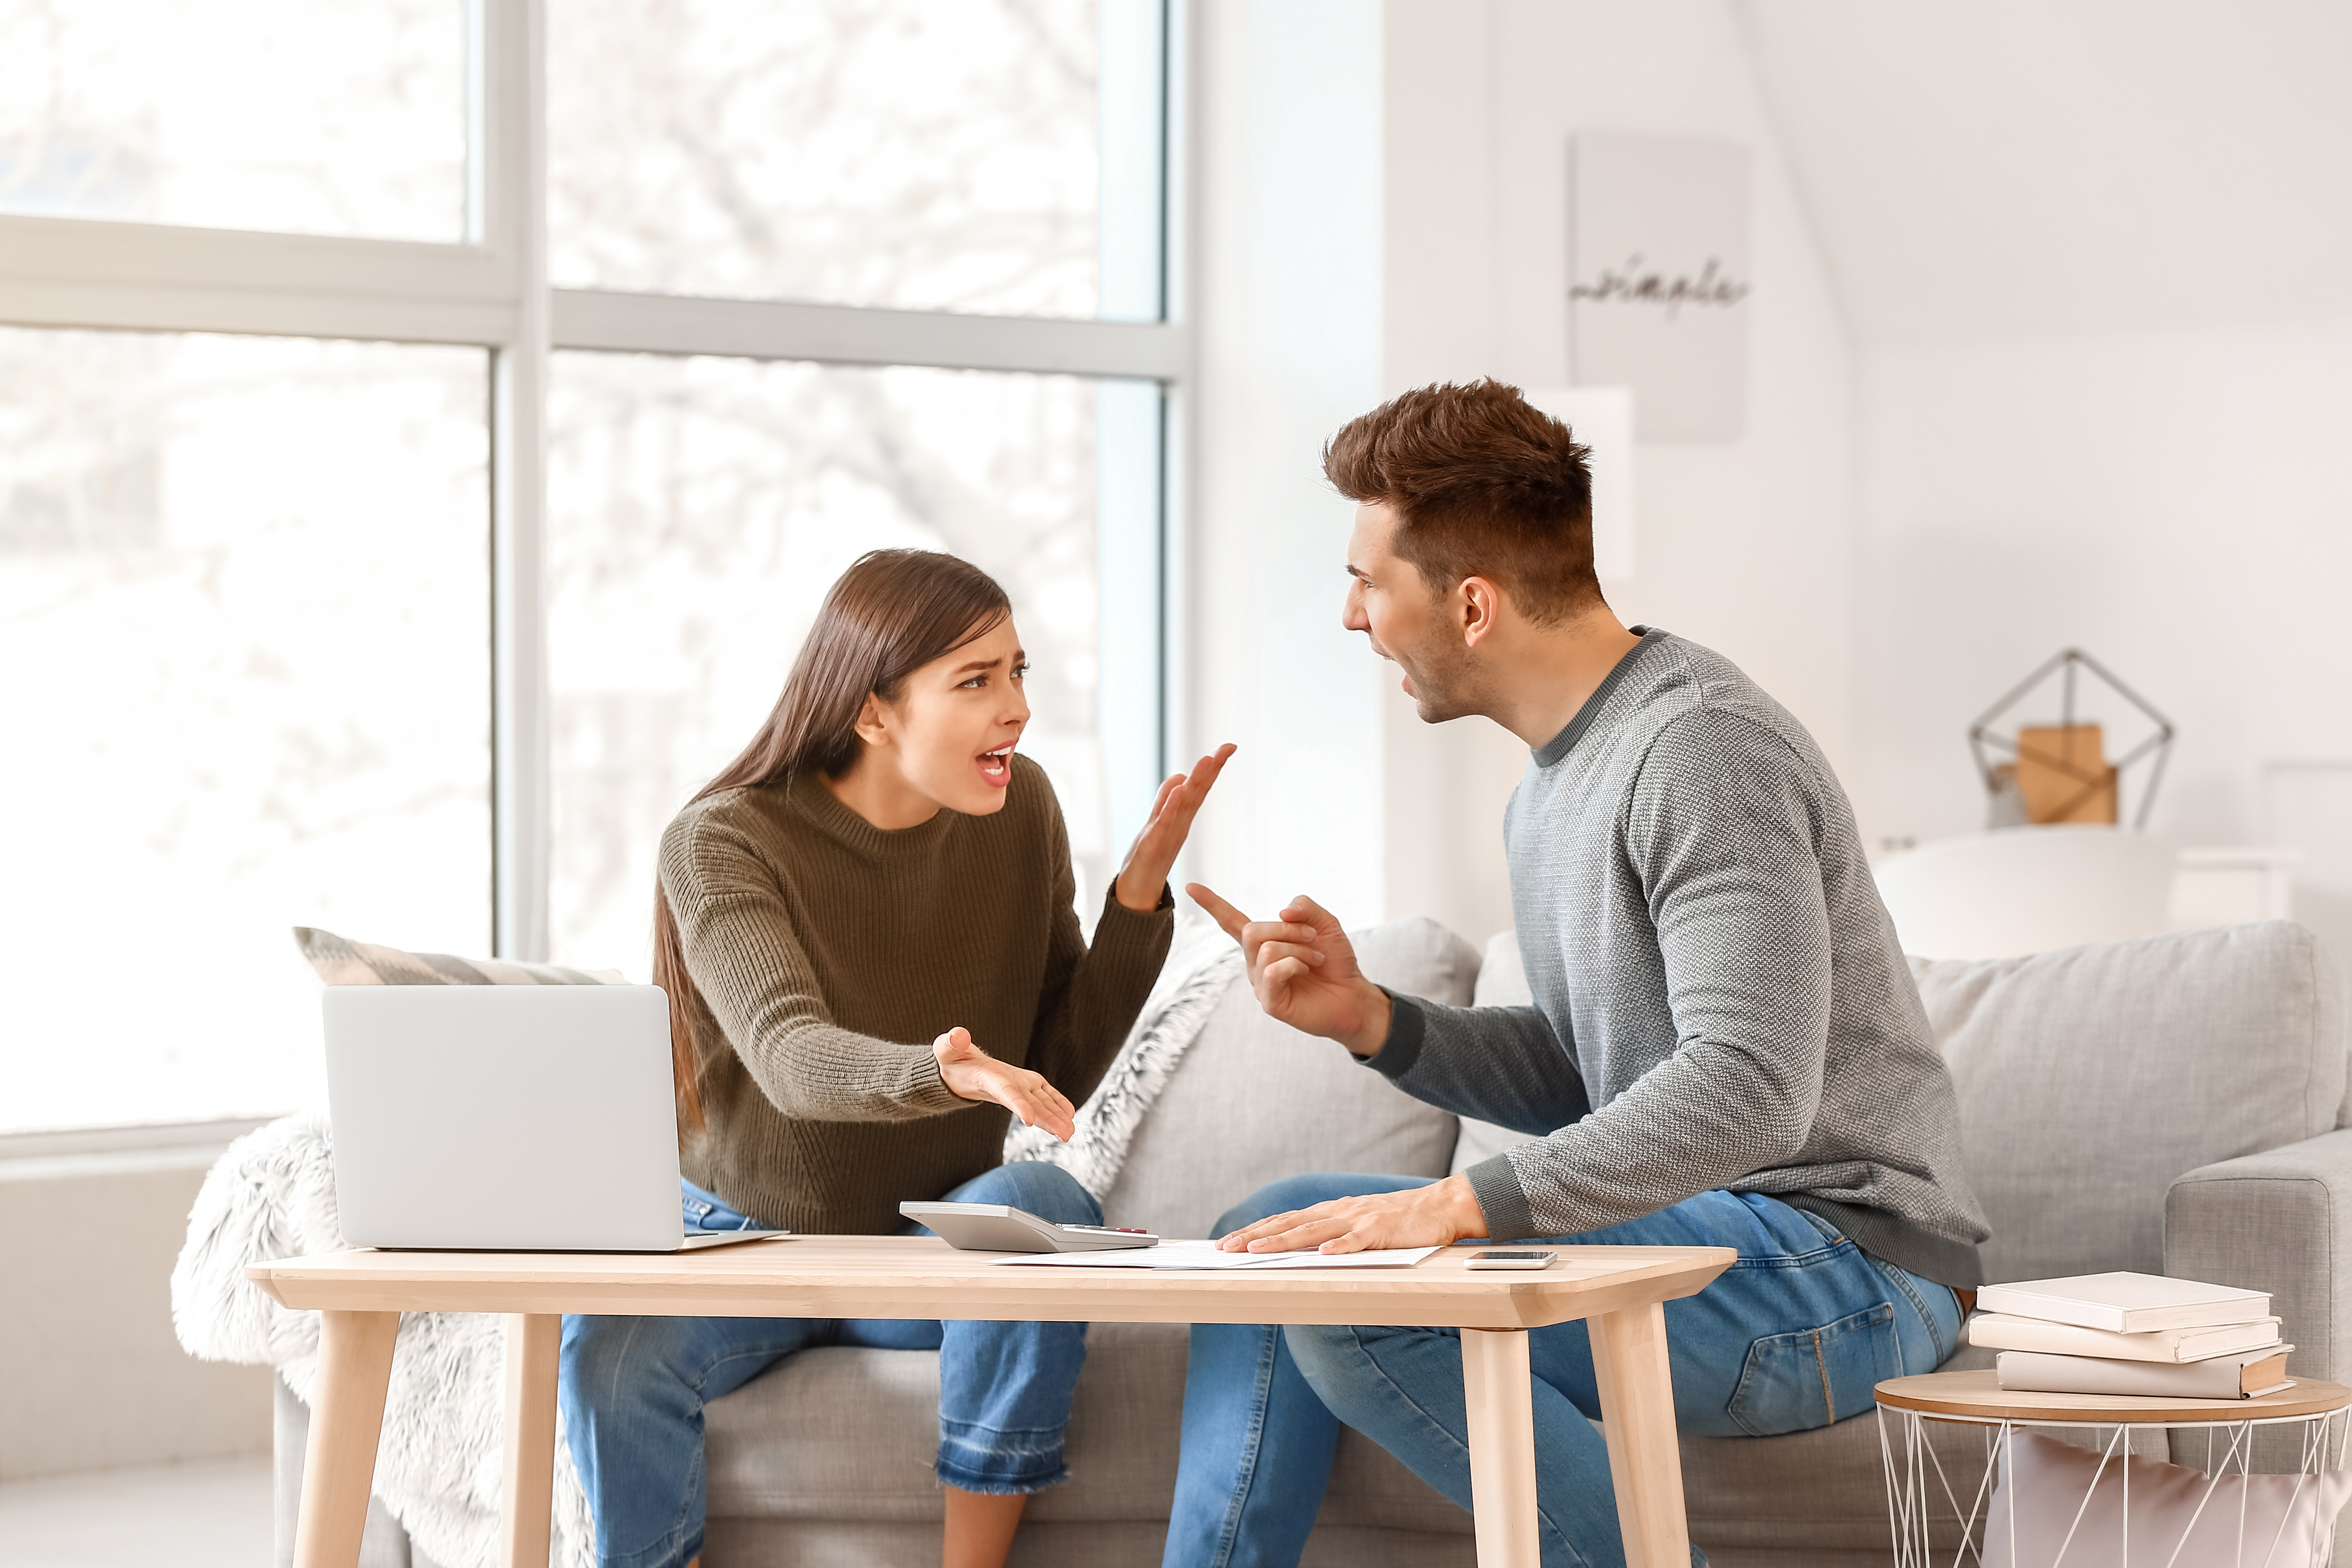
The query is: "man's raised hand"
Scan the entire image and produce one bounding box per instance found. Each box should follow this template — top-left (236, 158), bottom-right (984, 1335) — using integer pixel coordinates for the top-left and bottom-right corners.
top-left (1184, 887), bottom-right (1392, 1056)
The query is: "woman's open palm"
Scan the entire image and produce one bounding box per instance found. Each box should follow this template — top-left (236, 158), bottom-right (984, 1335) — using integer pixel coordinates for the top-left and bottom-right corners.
top-left (932, 1028), bottom-right (1076, 1143)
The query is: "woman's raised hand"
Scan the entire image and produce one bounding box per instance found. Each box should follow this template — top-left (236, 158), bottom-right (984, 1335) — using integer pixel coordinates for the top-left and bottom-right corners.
top-left (1114, 743), bottom-right (1237, 912)
top-left (932, 1027), bottom-right (1078, 1143)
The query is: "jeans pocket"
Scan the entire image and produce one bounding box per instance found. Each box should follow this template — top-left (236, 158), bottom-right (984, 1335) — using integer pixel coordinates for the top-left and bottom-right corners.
top-left (1726, 1303), bottom-right (1900, 1437)
top-left (681, 1178), bottom-right (756, 1231)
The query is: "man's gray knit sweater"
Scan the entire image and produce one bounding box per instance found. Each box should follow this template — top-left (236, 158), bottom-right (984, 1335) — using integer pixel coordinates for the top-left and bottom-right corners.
top-left (1370, 629), bottom-right (1991, 1287)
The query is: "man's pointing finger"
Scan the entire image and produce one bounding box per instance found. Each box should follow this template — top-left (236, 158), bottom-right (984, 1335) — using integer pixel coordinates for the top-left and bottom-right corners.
top-left (1185, 883), bottom-right (1252, 939)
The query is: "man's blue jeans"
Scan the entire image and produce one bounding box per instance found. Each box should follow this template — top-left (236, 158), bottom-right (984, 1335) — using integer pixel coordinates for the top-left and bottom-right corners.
top-left (1164, 1174), bottom-right (1964, 1568)
top-left (560, 1161), bottom-right (1097, 1568)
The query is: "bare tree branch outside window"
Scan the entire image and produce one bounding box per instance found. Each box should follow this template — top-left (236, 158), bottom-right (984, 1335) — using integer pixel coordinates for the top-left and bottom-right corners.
top-left (544, 1), bottom-right (1116, 976)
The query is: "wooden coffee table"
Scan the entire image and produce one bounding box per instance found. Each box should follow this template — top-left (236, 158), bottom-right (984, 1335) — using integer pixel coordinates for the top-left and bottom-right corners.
top-left (248, 1238), bottom-right (1733, 1568)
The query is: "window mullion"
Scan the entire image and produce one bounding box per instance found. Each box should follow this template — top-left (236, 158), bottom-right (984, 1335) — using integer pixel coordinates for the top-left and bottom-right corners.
top-left (490, 0), bottom-right (552, 960)
top-left (550, 289), bottom-right (1185, 381)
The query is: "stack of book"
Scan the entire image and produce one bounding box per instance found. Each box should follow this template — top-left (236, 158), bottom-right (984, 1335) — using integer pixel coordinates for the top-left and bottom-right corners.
top-left (1969, 1271), bottom-right (2293, 1400)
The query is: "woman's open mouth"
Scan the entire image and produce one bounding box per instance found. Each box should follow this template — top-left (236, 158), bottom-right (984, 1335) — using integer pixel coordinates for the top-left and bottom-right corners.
top-left (977, 744), bottom-right (1015, 786)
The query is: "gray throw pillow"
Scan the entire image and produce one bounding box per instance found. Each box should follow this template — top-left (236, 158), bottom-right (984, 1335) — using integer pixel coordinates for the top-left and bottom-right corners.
top-left (1916, 920), bottom-right (2347, 1284)
top-left (1451, 929), bottom-right (1547, 1176)
top-left (1100, 917), bottom-right (1480, 1238)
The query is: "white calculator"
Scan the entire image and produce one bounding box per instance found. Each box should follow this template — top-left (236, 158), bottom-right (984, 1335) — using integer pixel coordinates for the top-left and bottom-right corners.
top-left (899, 1201), bottom-right (1160, 1253)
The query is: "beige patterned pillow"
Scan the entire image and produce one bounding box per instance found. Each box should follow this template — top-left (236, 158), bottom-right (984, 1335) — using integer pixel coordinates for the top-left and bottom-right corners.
top-left (292, 926), bottom-right (625, 987)
top-left (1985, 1428), bottom-right (2352, 1568)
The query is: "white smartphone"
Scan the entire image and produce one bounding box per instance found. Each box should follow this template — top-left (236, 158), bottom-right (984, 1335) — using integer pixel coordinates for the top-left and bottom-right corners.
top-left (1465, 1249), bottom-right (1558, 1271)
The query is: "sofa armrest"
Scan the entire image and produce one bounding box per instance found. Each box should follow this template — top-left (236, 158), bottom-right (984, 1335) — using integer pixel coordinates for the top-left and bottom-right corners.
top-left (2166, 1127), bottom-right (2352, 1386)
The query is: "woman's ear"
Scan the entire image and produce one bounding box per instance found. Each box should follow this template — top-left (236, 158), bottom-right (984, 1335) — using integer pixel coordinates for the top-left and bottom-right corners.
top-left (851, 691), bottom-right (892, 750)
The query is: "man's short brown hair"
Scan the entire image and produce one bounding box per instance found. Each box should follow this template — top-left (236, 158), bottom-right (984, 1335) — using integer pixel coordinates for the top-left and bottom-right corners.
top-left (1323, 379), bottom-right (1599, 624)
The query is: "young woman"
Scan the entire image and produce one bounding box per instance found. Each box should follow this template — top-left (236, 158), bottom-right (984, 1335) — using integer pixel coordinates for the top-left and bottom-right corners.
top-left (558, 548), bottom-right (1230, 1568)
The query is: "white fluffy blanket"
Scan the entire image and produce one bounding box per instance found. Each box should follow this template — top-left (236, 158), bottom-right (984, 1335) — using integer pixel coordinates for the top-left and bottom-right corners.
top-left (1002, 915), bottom-right (1240, 1182)
top-left (171, 922), bottom-right (1241, 1568)
top-left (171, 1107), bottom-right (599, 1568)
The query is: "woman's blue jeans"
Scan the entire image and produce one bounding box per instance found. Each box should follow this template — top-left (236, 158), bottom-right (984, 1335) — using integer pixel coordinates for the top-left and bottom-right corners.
top-left (560, 1160), bottom-right (1097, 1568)
top-left (1164, 1174), bottom-right (1964, 1568)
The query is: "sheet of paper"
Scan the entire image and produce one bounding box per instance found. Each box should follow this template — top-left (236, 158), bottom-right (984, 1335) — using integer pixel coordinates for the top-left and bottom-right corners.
top-left (994, 1242), bottom-right (1441, 1270)
top-left (1227, 1245), bottom-right (1442, 1269)
top-left (992, 1241), bottom-right (1282, 1270)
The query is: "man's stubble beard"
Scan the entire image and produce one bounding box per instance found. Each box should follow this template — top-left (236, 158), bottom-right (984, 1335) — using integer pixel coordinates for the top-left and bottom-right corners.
top-left (1396, 629), bottom-right (1483, 725)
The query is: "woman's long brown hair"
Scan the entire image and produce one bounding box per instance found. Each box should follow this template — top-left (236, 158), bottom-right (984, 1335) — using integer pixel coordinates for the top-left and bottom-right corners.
top-left (653, 549), bottom-right (1013, 1128)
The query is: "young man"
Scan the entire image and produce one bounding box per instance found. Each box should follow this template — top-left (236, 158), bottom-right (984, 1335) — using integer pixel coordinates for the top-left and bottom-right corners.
top-left (1163, 381), bottom-right (1989, 1568)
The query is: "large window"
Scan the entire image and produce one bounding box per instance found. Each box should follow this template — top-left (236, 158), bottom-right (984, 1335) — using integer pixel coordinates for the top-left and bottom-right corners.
top-left (0, 0), bottom-right (1180, 1134)
top-left (549, 0), bottom-right (1158, 317)
top-left (0, 0), bottom-right (469, 241)
top-left (0, 329), bottom-right (488, 1129)
top-left (547, 356), bottom-right (1164, 975)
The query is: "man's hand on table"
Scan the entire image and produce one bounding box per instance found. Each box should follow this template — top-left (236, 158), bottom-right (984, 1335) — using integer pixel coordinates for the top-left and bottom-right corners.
top-left (1216, 1174), bottom-right (1490, 1255)
top-left (1186, 886), bottom-right (1392, 1057)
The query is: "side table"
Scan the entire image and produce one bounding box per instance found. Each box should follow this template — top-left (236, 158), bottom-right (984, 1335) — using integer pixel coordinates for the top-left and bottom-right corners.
top-left (1874, 1369), bottom-right (2352, 1567)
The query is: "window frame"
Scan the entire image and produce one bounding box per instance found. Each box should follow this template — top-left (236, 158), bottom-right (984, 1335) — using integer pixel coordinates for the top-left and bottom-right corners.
top-left (0, 0), bottom-right (1190, 1132)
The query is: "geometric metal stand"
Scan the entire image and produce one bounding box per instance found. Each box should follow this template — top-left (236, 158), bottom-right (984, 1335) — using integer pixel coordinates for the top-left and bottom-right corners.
top-left (1877, 1372), bottom-right (2352, 1568)
top-left (1968, 647), bottom-right (2176, 830)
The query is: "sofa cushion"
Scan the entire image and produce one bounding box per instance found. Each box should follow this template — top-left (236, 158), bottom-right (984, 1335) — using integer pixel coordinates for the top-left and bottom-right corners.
top-left (292, 925), bottom-right (622, 986)
top-left (1099, 918), bottom-right (1479, 1239)
top-left (702, 1323), bottom-right (1468, 1537)
top-left (704, 1519), bottom-right (1473, 1568)
top-left (705, 1325), bottom-right (1180, 1526)
top-left (1451, 930), bottom-right (1547, 1176)
top-left (1916, 921), bottom-right (2348, 1285)
top-left (1680, 1372), bottom-right (1989, 1565)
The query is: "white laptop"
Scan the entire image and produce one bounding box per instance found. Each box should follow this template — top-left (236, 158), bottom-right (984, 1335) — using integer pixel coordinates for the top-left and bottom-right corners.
top-left (324, 984), bottom-right (788, 1252)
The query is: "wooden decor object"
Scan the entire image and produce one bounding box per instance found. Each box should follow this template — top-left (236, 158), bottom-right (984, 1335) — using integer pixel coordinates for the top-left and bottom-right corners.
top-left (2015, 724), bottom-right (2119, 825)
top-left (1968, 648), bottom-right (2175, 831)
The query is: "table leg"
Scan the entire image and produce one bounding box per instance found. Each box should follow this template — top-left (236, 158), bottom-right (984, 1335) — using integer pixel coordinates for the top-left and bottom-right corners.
top-left (1461, 1327), bottom-right (1541, 1568)
top-left (293, 1310), bottom-right (400, 1568)
top-left (1589, 1301), bottom-right (1693, 1568)
top-left (498, 1313), bottom-right (563, 1568)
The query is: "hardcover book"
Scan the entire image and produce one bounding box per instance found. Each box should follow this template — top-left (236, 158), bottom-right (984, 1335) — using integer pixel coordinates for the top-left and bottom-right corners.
top-left (1976, 1272), bottom-right (2270, 1334)
top-left (1966, 1312), bottom-right (2282, 1364)
top-left (1995, 1346), bottom-right (2294, 1400)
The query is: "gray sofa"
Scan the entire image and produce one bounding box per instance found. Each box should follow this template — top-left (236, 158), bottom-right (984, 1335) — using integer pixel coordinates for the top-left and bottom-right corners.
top-left (279, 918), bottom-right (2352, 1567)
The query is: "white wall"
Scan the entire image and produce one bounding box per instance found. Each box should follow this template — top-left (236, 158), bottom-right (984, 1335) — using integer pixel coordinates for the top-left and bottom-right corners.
top-left (1187, 0), bottom-right (1861, 946)
top-left (0, 1134), bottom-right (272, 1479)
top-left (1407, 0), bottom-right (1861, 946)
top-left (1850, 317), bottom-right (2352, 850)
top-left (1182, 1), bottom-right (2350, 941)
top-left (1738, 0), bottom-right (2352, 348)
top-left (1183, 0), bottom-right (1389, 927)
top-left (1739, 0), bottom-right (2352, 861)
